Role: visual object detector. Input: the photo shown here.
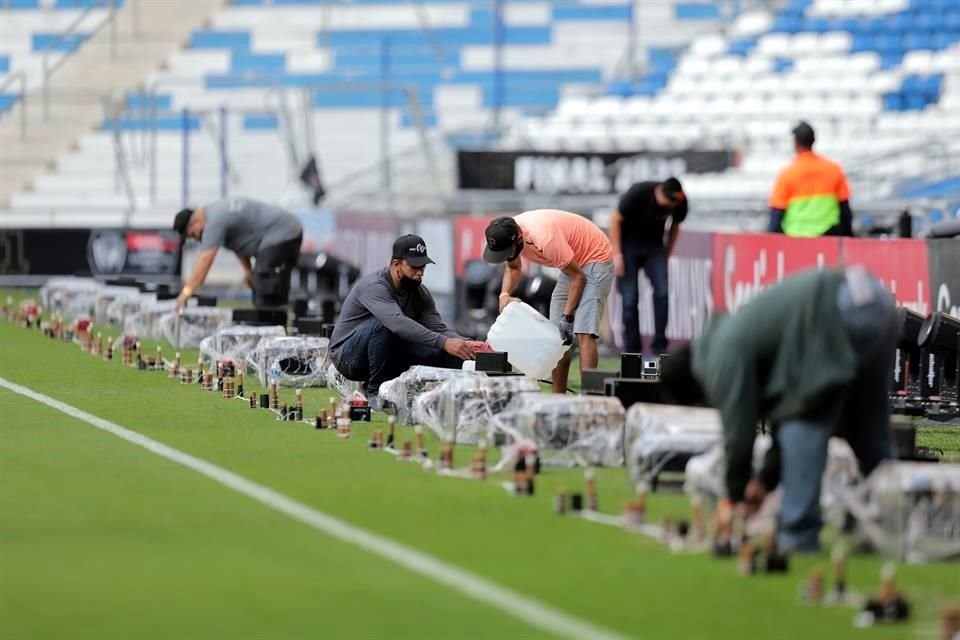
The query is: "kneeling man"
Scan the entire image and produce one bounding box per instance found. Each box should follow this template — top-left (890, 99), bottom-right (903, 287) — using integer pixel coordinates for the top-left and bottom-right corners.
top-left (329, 234), bottom-right (483, 397)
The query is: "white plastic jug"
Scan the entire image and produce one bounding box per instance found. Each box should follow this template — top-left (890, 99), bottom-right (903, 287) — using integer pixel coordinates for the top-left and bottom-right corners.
top-left (486, 301), bottom-right (569, 380)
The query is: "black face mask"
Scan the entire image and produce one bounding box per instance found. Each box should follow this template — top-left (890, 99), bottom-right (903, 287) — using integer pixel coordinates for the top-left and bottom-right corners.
top-left (398, 274), bottom-right (422, 291)
top-left (508, 237), bottom-right (523, 262)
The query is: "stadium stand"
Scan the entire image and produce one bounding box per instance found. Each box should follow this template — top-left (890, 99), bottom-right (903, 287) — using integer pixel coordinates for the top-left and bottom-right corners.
top-left (501, 0), bottom-right (960, 226)
top-left (0, 0), bottom-right (957, 229)
top-left (1, 0), bottom-right (727, 224)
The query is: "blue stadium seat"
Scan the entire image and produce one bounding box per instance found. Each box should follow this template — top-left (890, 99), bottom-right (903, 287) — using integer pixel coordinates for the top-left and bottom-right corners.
top-left (124, 93), bottom-right (172, 110)
top-left (0, 56), bottom-right (9, 73)
top-left (553, 5), bottom-right (631, 21)
top-left (231, 53), bottom-right (287, 73)
top-left (243, 113), bottom-right (278, 130)
top-left (31, 33), bottom-right (89, 52)
top-left (0, 95), bottom-right (18, 112)
top-left (190, 30), bottom-right (251, 51)
top-left (102, 114), bottom-right (200, 131)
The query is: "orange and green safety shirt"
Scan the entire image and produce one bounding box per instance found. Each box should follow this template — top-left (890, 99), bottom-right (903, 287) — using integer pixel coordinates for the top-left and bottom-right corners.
top-left (769, 151), bottom-right (851, 237)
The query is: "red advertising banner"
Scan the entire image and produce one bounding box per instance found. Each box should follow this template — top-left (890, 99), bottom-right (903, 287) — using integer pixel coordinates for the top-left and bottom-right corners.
top-left (842, 238), bottom-right (931, 315)
top-left (454, 214), bottom-right (495, 278)
top-left (712, 233), bottom-right (843, 313)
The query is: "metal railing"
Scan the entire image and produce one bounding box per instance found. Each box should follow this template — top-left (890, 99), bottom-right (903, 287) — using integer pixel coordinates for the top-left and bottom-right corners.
top-left (41, 0), bottom-right (123, 120)
top-left (0, 71), bottom-right (27, 141)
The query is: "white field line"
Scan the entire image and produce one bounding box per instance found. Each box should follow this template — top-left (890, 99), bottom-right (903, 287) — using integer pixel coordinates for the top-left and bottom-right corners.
top-left (0, 376), bottom-right (631, 640)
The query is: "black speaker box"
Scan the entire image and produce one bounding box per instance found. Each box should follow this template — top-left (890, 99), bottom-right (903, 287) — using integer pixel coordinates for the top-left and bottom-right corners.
top-left (605, 378), bottom-right (662, 409)
top-left (232, 308), bottom-right (288, 327)
top-left (580, 369), bottom-right (618, 395)
top-left (476, 351), bottom-right (511, 373)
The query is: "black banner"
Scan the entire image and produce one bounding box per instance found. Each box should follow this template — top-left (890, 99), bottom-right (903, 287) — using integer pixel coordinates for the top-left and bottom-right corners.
top-left (0, 228), bottom-right (181, 284)
top-left (927, 238), bottom-right (960, 317)
top-left (457, 150), bottom-right (734, 194)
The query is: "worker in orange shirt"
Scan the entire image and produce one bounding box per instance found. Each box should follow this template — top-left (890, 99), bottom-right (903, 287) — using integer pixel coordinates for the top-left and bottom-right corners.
top-left (768, 122), bottom-right (854, 237)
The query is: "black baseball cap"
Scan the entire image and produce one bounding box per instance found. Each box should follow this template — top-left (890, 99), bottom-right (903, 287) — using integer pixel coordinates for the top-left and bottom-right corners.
top-left (792, 121), bottom-right (815, 148)
top-left (173, 208), bottom-right (195, 237)
top-left (392, 234), bottom-right (435, 268)
top-left (483, 216), bottom-right (521, 264)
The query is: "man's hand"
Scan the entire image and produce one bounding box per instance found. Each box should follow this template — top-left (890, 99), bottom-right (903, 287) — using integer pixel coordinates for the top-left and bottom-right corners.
top-left (444, 338), bottom-right (476, 360)
top-left (558, 314), bottom-right (575, 346)
top-left (498, 293), bottom-right (520, 313)
top-left (243, 271), bottom-right (255, 291)
top-left (613, 253), bottom-right (624, 278)
top-left (175, 292), bottom-right (190, 312)
top-left (743, 478), bottom-right (769, 516)
top-left (465, 340), bottom-right (489, 352)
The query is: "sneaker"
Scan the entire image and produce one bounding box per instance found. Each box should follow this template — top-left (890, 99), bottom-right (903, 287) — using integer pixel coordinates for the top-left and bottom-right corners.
top-left (370, 397), bottom-right (397, 414)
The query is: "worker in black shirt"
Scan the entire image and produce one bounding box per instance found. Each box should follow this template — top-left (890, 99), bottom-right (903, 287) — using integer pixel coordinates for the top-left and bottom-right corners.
top-left (610, 177), bottom-right (687, 355)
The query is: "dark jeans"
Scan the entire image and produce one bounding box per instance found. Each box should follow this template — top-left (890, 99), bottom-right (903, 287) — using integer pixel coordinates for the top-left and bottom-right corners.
top-left (335, 317), bottom-right (463, 392)
top-left (618, 245), bottom-right (669, 354)
top-left (775, 275), bottom-right (897, 552)
top-left (253, 234), bottom-right (302, 309)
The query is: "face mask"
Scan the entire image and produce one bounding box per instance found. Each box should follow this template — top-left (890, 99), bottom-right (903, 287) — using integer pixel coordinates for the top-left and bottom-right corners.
top-left (397, 273), bottom-right (422, 291)
top-left (508, 237), bottom-right (523, 262)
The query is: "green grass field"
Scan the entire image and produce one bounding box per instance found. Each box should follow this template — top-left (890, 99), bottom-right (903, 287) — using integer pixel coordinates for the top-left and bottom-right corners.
top-left (1, 296), bottom-right (958, 639)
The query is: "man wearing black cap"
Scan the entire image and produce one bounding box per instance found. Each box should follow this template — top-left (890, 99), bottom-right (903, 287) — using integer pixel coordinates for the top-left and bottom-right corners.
top-left (172, 197), bottom-right (302, 311)
top-left (610, 177), bottom-right (687, 355)
top-left (329, 234), bottom-right (482, 397)
top-left (768, 122), bottom-right (853, 237)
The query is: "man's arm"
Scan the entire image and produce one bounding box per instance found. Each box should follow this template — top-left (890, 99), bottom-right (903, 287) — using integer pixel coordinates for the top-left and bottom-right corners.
top-left (609, 209), bottom-right (624, 277)
top-left (418, 288), bottom-right (464, 339)
top-left (559, 260), bottom-right (586, 316)
top-left (498, 257), bottom-right (523, 312)
top-left (236, 253), bottom-right (254, 290)
top-left (176, 247), bottom-right (218, 310)
top-left (838, 200), bottom-right (854, 237)
top-left (666, 221), bottom-right (682, 257)
top-left (700, 349), bottom-right (759, 504)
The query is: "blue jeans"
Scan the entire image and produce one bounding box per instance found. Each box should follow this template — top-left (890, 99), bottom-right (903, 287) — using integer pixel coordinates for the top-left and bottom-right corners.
top-left (334, 318), bottom-right (463, 392)
top-left (776, 275), bottom-right (897, 552)
top-left (618, 245), bottom-right (669, 354)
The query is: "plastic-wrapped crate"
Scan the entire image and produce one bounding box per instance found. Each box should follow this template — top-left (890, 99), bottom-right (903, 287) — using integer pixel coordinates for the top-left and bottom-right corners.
top-left (39, 277), bottom-right (101, 319)
top-left (683, 435), bottom-right (860, 529)
top-left (494, 393), bottom-right (626, 467)
top-left (246, 336), bottom-right (329, 388)
top-left (412, 374), bottom-right (541, 444)
top-left (95, 286), bottom-right (141, 325)
top-left (626, 403), bottom-right (723, 487)
top-left (378, 366), bottom-right (476, 425)
top-left (199, 325), bottom-right (287, 364)
top-left (106, 292), bottom-right (154, 329)
top-left (122, 299), bottom-right (176, 339)
top-left (157, 307), bottom-right (233, 348)
top-left (326, 363), bottom-right (361, 397)
top-left (842, 462), bottom-right (960, 563)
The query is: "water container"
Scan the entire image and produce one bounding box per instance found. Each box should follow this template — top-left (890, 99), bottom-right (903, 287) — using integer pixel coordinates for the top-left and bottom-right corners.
top-left (486, 301), bottom-right (568, 380)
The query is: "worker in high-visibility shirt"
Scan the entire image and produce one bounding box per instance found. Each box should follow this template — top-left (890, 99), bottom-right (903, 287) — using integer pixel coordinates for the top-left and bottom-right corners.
top-left (768, 122), bottom-right (854, 237)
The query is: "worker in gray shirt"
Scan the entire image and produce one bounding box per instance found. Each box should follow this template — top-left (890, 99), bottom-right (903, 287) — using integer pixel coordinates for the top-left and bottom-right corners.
top-left (173, 197), bottom-right (303, 310)
top-left (330, 234), bottom-right (483, 397)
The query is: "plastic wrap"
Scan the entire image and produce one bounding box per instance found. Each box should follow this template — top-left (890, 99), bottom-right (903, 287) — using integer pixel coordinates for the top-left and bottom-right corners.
top-left (625, 403), bottom-right (724, 486)
top-left (841, 462), bottom-right (960, 563)
top-left (94, 286), bottom-right (141, 325)
top-left (378, 366), bottom-right (477, 424)
top-left (245, 336), bottom-right (330, 388)
top-left (199, 325), bottom-right (287, 364)
top-left (412, 374), bottom-right (541, 444)
top-left (683, 436), bottom-right (861, 527)
top-left (326, 363), bottom-right (361, 397)
top-left (123, 299), bottom-right (177, 339)
top-left (106, 292), bottom-right (155, 329)
top-left (157, 307), bottom-right (233, 348)
top-left (493, 393), bottom-right (626, 467)
top-left (39, 277), bottom-right (101, 319)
